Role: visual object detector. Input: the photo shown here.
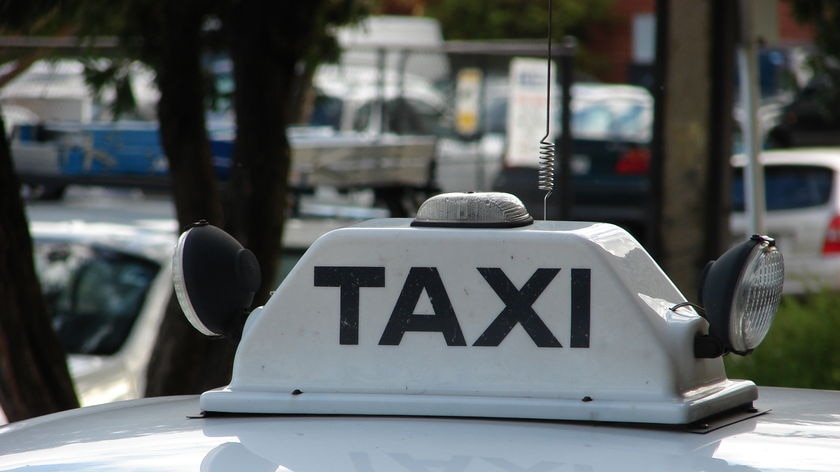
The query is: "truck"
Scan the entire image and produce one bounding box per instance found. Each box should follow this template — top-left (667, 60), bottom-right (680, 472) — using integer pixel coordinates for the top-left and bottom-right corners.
top-left (8, 66), bottom-right (444, 213)
top-left (4, 16), bottom-right (451, 214)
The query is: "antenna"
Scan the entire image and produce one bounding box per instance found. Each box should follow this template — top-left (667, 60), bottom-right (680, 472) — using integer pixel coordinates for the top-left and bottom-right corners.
top-left (537, 0), bottom-right (556, 220)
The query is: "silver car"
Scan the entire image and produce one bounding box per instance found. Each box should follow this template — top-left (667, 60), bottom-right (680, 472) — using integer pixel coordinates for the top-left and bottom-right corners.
top-left (27, 193), bottom-right (178, 407)
top-left (731, 148), bottom-right (840, 293)
top-left (22, 190), bottom-right (354, 412)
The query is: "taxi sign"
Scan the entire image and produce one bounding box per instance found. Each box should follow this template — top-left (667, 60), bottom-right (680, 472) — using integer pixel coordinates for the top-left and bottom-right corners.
top-left (192, 210), bottom-right (758, 425)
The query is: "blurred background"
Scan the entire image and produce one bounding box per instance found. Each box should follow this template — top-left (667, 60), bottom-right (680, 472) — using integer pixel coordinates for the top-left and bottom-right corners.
top-left (1, 0), bottom-right (838, 423)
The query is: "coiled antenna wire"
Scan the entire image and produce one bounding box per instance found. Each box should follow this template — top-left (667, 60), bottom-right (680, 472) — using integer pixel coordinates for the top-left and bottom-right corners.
top-left (538, 0), bottom-right (556, 220)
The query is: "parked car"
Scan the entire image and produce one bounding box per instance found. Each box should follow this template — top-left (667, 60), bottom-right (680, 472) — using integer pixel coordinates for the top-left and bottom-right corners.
top-left (18, 189), bottom-right (355, 414)
top-left (308, 64), bottom-right (449, 137)
top-left (7, 60), bottom-right (445, 214)
top-left (490, 82), bottom-right (654, 235)
top-left (1, 191), bottom-right (837, 470)
top-left (731, 148), bottom-right (840, 293)
top-left (26, 192), bottom-right (177, 408)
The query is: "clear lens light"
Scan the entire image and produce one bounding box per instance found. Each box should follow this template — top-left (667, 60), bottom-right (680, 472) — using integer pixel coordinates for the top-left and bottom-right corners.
top-left (730, 241), bottom-right (785, 353)
top-left (412, 192), bottom-right (533, 227)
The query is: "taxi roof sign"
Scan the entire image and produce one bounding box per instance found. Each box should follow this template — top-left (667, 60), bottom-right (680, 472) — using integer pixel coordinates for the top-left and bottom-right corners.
top-left (195, 215), bottom-right (758, 425)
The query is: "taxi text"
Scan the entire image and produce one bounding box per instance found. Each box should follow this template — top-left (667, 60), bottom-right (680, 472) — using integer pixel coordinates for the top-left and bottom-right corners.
top-left (315, 266), bottom-right (590, 348)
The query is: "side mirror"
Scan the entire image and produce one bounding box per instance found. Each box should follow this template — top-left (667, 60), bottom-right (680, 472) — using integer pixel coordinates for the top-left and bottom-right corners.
top-left (172, 221), bottom-right (261, 339)
top-left (698, 235), bottom-right (784, 355)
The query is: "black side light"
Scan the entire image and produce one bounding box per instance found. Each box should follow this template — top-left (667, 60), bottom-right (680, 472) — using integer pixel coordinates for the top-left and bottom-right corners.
top-left (172, 221), bottom-right (261, 339)
top-left (697, 235), bottom-right (784, 356)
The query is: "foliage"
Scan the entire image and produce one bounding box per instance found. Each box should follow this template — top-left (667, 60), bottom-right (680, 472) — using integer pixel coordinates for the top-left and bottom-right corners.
top-left (786, 0), bottom-right (840, 120)
top-left (424, 0), bottom-right (613, 41)
top-left (724, 291), bottom-right (840, 390)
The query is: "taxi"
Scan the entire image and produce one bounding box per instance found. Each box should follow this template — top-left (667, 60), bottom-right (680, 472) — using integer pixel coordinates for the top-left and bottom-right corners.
top-left (0, 192), bottom-right (838, 471)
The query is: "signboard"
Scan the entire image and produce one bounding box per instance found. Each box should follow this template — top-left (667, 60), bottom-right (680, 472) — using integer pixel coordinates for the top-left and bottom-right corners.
top-left (506, 57), bottom-right (557, 168)
top-left (454, 68), bottom-right (483, 136)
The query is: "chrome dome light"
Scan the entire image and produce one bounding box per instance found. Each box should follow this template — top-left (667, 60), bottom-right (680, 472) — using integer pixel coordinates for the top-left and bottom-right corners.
top-left (172, 221), bottom-right (261, 338)
top-left (699, 235), bottom-right (784, 355)
top-left (412, 192), bottom-right (533, 228)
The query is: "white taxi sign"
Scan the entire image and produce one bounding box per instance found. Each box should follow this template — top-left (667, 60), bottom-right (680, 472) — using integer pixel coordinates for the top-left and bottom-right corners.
top-left (197, 214), bottom-right (757, 425)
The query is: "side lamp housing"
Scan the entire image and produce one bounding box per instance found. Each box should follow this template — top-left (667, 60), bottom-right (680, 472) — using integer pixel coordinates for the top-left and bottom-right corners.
top-left (172, 221), bottom-right (261, 340)
top-left (697, 235), bottom-right (784, 356)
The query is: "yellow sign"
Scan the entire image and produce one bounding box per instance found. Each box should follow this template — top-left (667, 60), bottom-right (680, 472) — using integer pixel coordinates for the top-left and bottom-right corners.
top-left (455, 68), bottom-right (483, 136)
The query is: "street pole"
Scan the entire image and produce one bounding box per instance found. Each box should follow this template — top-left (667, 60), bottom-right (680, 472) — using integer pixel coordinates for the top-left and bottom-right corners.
top-left (737, 0), bottom-right (767, 236)
top-left (558, 36), bottom-right (576, 221)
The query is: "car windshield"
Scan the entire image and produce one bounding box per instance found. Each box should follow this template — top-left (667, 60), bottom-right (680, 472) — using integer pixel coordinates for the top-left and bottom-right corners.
top-left (572, 100), bottom-right (651, 141)
top-left (349, 97), bottom-right (444, 135)
top-left (477, 85), bottom-right (652, 141)
top-left (34, 241), bottom-right (160, 356)
top-left (732, 165), bottom-right (834, 211)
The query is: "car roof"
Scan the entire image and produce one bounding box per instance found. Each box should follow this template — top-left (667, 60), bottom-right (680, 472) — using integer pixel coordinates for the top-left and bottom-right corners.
top-left (0, 386), bottom-right (837, 471)
top-left (25, 189), bottom-right (357, 255)
top-left (732, 147), bottom-right (840, 168)
top-left (26, 191), bottom-right (178, 263)
top-left (571, 82), bottom-right (653, 103)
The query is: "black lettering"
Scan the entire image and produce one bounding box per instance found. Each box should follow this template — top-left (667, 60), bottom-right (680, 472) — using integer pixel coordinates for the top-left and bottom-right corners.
top-left (379, 267), bottom-right (467, 346)
top-left (473, 268), bottom-right (562, 347)
top-left (314, 266), bottom-right (385, 345)
top-left (570, 268), bottom-right (591, 348)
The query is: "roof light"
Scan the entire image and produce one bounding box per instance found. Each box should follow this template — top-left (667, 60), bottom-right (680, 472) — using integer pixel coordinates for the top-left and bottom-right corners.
top-left (172, 221), bottom-right (261, 339)
top-left (698, 235), bottom-right (784, 355)
top-left (198, 215), bottom-right (759, 425)
top-left (412, 192), bottom-right (533, 228)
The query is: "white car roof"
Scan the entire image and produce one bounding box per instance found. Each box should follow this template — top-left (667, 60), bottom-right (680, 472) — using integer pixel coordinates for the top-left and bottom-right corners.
top-left (26, 192), bottom-right (179, 263)
top-left (0, 387), bottom-right (837, 471)
top-left (25, 190), bottom-right (354, 253)
top-left (732, 147), bottom-right (840, 168)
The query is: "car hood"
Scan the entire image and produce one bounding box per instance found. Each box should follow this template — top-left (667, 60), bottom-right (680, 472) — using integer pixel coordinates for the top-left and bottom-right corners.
top-left (0, 387), bottom-right (838, 471)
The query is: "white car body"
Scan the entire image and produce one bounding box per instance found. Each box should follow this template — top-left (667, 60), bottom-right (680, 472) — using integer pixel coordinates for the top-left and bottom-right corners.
top-left (1, 192), bottom-right (836, 470)
top-left (27, 193), bottom-right (177, 406)
top-left (0, 387), bottom-right (837, 471)
top-left (731, 148), bottom-right (840, 293)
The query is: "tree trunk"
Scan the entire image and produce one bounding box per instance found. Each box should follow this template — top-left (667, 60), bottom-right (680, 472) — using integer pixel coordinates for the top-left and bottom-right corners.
top-left (651, 0), bottom-right (716, 298)
top-left (142, 1), bottom-right (235, 397)
top-left (223, 0), bottom-right (325, 302)
top-left (144, 0), bottom-right (352, 396)
top-left (0, 112), bottom-right (79, 421)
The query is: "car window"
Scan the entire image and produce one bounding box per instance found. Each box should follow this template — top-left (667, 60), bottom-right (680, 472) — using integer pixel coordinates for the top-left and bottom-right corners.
top-left (484, 97), bottom-right (508, 134)
top-left (34, 242), bottom-right (160, 355)
top-left (572, 105), bottom-right (612, 138)
top-left (309, 94), bottom-right (344, 130)
top-left (732, 165), bottom-right (834, 211)
top-left (352, 102), bottom-right (374, 133)
top-left (572, 100), bottom-right (651, 141)
top-left (384, 98), bottom-right (441, 135)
